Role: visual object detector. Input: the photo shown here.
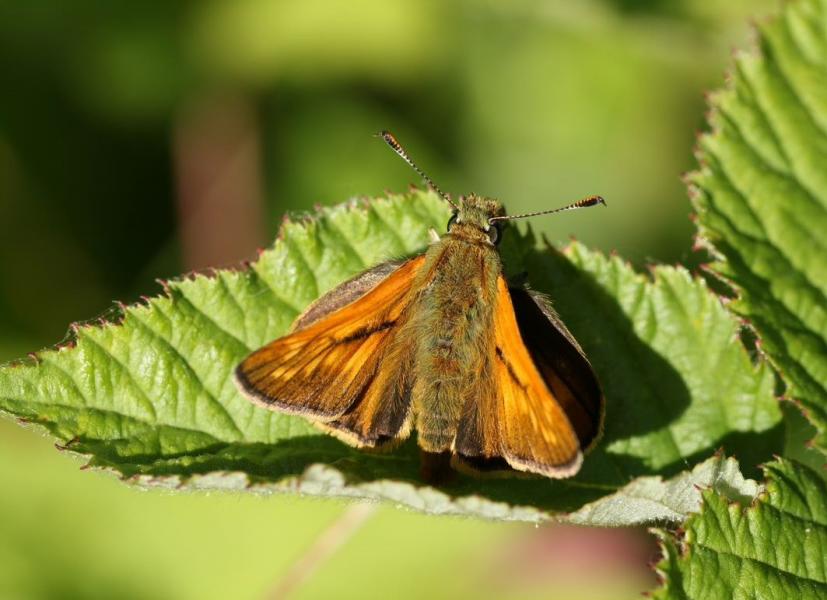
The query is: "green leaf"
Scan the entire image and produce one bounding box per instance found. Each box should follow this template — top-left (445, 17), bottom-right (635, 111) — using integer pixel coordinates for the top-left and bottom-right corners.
top-left (509, 240), bottom-right (781, 485)
top-left (566, 455), bottom-right (760, 527)
top-left (653, 458), bottom-right (827, 599)
top-left (0, 190), bottom-right (782, 522)
top-left (690, 0), bottom-right (827, 449)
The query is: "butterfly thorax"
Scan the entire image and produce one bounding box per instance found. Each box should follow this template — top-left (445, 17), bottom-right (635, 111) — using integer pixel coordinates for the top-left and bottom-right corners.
top-left (406, 194), bottom-right (505, 452)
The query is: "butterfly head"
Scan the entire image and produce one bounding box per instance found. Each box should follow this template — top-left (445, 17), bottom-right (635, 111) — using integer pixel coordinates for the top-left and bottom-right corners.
top-left (448, 194), bottom-right (507, 246)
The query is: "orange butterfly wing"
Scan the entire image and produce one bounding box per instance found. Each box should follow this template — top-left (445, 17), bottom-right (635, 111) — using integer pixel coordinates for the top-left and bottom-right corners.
top-left (508, 287), bottom-right (603, 453)
top-left (235, 256), bottom-right (425, 446)
top-left (491, 275), bottom-right (583, 476)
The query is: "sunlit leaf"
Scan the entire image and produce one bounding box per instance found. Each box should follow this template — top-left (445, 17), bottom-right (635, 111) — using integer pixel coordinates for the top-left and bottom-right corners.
top-left (566, 455), bottom-right (760, 527)
top-left (654, 458), bottom-right (827, 599)
top-left (0, 190), bottom-right (781, 522)
top-left (691, 0), bottom-right (827, 450)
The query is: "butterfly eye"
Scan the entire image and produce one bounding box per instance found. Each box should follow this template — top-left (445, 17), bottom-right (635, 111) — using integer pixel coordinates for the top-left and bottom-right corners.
top-left (447, 212), bottom-right (459, 232)
top-left (486, 223), bottom-right (502, 245)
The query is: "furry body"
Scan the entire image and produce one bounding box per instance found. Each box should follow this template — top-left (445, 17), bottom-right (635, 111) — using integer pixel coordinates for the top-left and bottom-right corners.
top-left (407, 224), bottom-right (502, 452)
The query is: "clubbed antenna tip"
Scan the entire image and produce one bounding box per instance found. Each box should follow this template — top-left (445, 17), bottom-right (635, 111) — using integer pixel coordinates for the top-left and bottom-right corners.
top-left (490, 195), bottom-right (606, 223)
top-left (376, 130), bottom-right (457, 210)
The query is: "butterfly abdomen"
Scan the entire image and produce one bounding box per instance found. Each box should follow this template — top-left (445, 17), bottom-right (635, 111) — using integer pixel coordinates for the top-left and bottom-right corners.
top-left (411, 236), bottom-right (502, 452)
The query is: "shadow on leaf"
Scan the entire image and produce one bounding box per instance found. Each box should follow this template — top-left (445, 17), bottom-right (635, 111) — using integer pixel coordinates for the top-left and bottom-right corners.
top-left (74, 234), bottom-right (782, 513)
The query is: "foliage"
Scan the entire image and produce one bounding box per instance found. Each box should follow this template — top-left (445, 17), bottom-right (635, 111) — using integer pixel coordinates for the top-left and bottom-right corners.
top-left (653, 0), bottom-right (827, 596)
top-left (0, 191), bottom-right (782, 523)
top-left (654, 458), bottom-right (827, 599)
top-left (691, 0), bottom-right (827, 450)
top-left (1, 0), bottom-right (819, 597)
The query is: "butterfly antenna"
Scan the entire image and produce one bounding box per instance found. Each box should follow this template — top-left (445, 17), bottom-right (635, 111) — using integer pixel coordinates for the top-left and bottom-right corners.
top-left (376, 130), bottom-right (458, 210)
top-left (489, 195), bottom-right (606, 223)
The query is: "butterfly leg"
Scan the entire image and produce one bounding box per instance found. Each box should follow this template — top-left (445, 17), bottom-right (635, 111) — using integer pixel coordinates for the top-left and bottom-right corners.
top-left (419, 450), bottom-right (454, 484)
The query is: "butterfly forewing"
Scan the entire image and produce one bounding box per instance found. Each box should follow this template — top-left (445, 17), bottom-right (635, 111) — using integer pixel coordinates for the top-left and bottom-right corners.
top-left (235, 256), bottom-right (426, 437)
top-left (291, 260), bottom-right (406, 332)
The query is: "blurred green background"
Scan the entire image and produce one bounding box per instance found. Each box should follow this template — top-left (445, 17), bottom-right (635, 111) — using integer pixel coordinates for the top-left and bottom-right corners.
top-left (0, 1), bottom-right (775, 598)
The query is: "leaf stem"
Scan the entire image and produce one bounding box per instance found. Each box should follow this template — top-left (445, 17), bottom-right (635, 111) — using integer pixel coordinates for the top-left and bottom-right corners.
top-left (266, 502), bottom-right (377, 599)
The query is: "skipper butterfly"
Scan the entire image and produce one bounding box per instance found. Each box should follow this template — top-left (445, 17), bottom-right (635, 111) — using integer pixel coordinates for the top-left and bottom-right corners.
top-left (236, 132), bottom-right (605, 480)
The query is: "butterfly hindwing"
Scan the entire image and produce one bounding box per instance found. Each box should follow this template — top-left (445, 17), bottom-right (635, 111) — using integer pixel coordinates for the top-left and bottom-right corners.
top-left (508, 287), bottom-right (604, 452)
top-left (235, 256), bottom-right (426, 446)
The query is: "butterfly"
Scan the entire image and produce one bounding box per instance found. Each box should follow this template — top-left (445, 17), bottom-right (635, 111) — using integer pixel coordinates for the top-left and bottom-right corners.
top-left (235, 131), bottom-right (605, 480)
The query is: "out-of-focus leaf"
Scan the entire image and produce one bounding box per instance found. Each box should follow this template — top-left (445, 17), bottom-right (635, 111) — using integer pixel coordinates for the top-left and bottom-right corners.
top-left (189, 0), bottom-right (443, 85)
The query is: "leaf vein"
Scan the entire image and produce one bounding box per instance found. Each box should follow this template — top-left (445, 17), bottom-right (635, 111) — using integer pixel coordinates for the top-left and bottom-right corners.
top-left (766, 26), bottom-right (827, 143)
top-left (368, 203), bottom-right (411, 255)
top-left (126, 310), bottom-right (244, 440)
top-left (249, 264), bottom-right (304, 315)
top-left (282, 234), bottom-right (320, 299)
top-left (79, 333), bottom-right (158, 421)
top-left (696, 542), bottom-right (827, 588)
top-left (709, 161), bottom-right (827, 300)
top-left (173, 288), bottom-right (250, 352)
